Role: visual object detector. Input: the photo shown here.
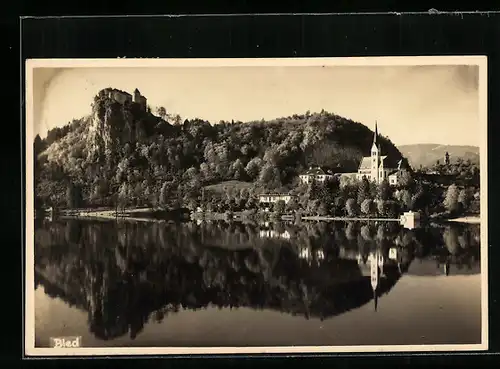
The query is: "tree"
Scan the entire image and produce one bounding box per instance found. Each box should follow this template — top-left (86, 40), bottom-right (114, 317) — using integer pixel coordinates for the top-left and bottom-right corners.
top-left (156, 106), bottom-right (168, 121)
top-left (230, 159), bottom-right (246, 180)
top-left (307, 199), bottom-right (320, 214)
top-left (409, 181), bottom-right (424, 210)
top-left (118, 183), bottom-right (129, 210)
top-left (377, 199), bottom-right (385, 216)
top-left (173, 114), bottom-right (182, 125)
top-left (377, 179), bottom-right (391, 201)
top-left (66, 183), bottom-right (83, 209)
top-left (286, 197), bottom-right (299, 212)
top-left (361, 199), bottom-right (374, 216)
top-left (399, 170), bottom-right (414, 188)
top-left (357, 177), bottom-right (370, 205)
top-left (246, 196), bottom-right (257, 210)
top-left (239, 188), bottom-right (250, 201)
top-left (345, 198), bottom-right (358, 217)
top-left (317, 202), bottom-right (328, 216)
top-left (333, 196), bottom-right (344, 216)
top-left (444, 184), bottom-right (460, 213)
top-left (325, 176), bottom-right (340, 196)
top-left (245, 157), bottom-right (262, 180)
top-left (307, 179), bottom-right (322, 200)
top-left (458, 188), bottom-right (472, 212)
top-left (274, 200), bottom-right (286, 214)
top-left (34, 134), bottom-right (45, 158)
top-left (159, 182), bottom-right (171, 207)
top-left (199, 162), bottom-right (213, 181)
top-left (369, 180), bottom-right (378, 199)
top-left (385, 200), bottom-right (400, 218)
top-left (400, 189), bottom-right (412, 210)
top-left (184, 192), bottom-right (199, 211)
top-left (259, 163), bottom-right (281, 189)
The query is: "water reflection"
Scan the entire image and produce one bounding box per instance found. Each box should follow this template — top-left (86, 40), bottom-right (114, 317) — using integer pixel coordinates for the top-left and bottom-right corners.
top-left (34, 218), bottom-right (480, 344)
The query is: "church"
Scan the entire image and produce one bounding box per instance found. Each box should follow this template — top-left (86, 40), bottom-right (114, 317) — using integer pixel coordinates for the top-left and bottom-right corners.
top-left (356, 122), bottom-right (405, 186)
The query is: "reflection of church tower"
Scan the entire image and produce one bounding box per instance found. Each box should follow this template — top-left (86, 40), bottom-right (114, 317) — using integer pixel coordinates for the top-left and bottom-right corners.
top-left (371, 122), bottom-right (382, 184)
top-left (370, 251), bottom-right (380, 312)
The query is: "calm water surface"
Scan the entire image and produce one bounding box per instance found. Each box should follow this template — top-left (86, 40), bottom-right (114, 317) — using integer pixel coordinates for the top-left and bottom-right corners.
top-left (34, 218), bottom-right (481, 347)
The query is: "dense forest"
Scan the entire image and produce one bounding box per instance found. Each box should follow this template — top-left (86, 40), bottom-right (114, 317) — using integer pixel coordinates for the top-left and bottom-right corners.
top-left (34, 88), bottom-right (404, 210)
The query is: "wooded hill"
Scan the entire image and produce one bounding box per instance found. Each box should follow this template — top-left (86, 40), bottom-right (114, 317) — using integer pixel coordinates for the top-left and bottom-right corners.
top-left (34, 88), bottom-right (404, 209)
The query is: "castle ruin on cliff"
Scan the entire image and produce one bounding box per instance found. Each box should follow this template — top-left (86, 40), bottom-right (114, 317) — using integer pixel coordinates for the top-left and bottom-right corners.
top-left (98, 87), bottom-right (148, 111)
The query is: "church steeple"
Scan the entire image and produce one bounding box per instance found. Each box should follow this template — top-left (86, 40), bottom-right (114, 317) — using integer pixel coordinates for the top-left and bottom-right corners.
top-left (371, 121), bottom-right (381, 155)
top-left (370, 121), bottom-right (381, 183)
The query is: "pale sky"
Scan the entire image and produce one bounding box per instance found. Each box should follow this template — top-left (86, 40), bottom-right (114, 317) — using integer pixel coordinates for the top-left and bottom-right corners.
top-left (32, 64), bottom-right (480, 146)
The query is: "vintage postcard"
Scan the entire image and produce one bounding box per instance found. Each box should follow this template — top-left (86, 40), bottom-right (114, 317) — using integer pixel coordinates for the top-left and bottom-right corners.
top-left (24, 56), bottom-right (488, 356)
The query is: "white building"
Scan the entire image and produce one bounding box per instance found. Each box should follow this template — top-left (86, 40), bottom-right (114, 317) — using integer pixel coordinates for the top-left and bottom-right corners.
top-left (258, 193), bottom-right (295, 204)
top-left (399, 211), bottom-right (421, 229)
top-left (299, 167), bottom-right (334, 185)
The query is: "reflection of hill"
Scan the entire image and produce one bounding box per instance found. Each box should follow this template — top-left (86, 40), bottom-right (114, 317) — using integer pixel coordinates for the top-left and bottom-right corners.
top-left (35, 270), bottom-right (86, 311)
top-left (34, 219), bottom-right (480, 342)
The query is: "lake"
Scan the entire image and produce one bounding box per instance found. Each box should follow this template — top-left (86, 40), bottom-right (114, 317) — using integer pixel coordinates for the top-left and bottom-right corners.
top-left (33, 218), bottom-right (482, 348)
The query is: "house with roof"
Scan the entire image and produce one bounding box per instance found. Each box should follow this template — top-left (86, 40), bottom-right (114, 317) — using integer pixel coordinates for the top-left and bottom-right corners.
top-left (299, 166), bottom-right (335, 185)
top-left (356, 122), bottom-right (406, 186)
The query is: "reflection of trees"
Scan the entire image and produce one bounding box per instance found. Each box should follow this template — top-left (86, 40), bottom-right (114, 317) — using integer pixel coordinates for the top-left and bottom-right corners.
top-left (34, 219), bottom-right (480, 342)
top-left (410, 223), bottom-right (480, 272)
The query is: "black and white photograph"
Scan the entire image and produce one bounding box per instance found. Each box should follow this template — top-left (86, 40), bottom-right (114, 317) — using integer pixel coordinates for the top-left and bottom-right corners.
top-left (25, 57), bottom-right (488, 355)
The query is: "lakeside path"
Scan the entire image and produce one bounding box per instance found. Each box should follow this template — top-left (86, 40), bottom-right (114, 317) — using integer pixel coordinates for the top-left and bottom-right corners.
top-left (60, 214), bottom-right (168, 223)
top-left (59, 207), bottom-right (165, 223)
top-left (445, 216), bottom-right (481, 224)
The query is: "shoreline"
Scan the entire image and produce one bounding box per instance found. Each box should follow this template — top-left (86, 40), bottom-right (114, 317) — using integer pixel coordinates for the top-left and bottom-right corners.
top-left (59, 215), bottom-right (169, 223)
top-left (48, 208), bottom-right (481, 225)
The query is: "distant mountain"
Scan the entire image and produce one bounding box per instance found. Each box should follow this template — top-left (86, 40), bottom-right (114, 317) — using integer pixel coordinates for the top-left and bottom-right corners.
top-left (398, 144), bottom-right (479, 169)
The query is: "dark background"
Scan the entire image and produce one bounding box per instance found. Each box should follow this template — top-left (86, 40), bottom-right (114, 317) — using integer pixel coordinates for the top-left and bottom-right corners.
top-left (5, 3), bottom-right (500, 368)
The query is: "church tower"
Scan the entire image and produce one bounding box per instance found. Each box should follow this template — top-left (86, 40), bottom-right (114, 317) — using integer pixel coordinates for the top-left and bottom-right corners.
top-left (370, 121), bottom-right (381, 183)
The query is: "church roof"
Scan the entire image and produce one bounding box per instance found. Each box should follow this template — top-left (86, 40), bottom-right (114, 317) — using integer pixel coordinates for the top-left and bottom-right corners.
top-left (358, 157), bottom-right (372, 170)
top-left (358, 155), bottom-right (399, 171)
top-left (383, 156), bottom-right (401, 169)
